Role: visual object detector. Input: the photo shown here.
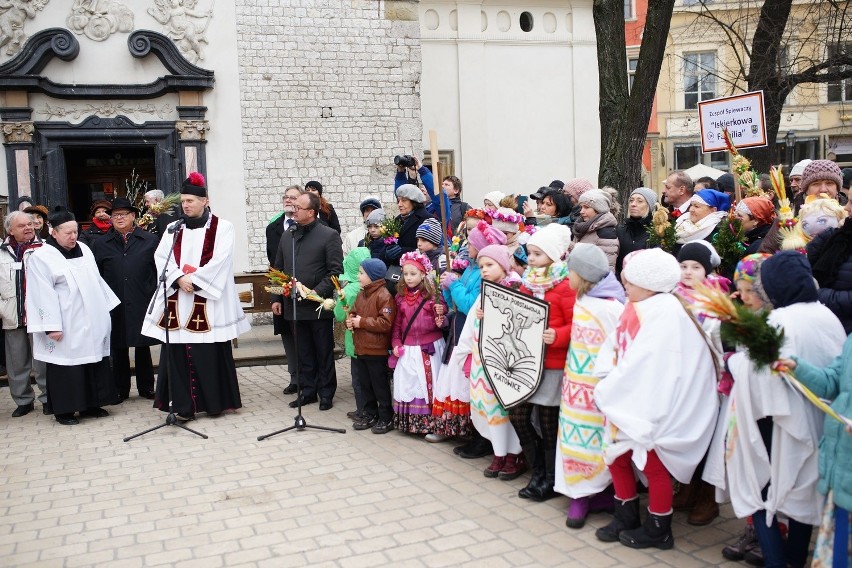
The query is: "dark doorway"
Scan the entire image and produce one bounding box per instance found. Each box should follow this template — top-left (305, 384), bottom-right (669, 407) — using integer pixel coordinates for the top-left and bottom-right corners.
top-left (64, 145), bottom-right (156, 223)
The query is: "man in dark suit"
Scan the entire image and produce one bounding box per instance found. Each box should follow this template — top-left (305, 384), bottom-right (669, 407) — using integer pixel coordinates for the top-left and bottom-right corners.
top-left (91, 197), bottom-right (160, 400)
top-left (271, 192), bottom-right (343, 410)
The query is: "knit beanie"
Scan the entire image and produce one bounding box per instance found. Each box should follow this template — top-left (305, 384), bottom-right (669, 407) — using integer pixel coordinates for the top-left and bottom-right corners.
top-left (305, 180), bottom-right (323, 195)
top-left (365, 208), bottom-right (385, 226)
top-left (733, 253), bottom-right (771, 283)
top-left (491, 207), bottom-right (524, 234)
top-left (484, 191), bottom-right (505, 207)
top-left (577, 188), bottom-right (611, 214)
top-left (790, 159), bottom-right (813, 178)
top-left (622, 248), bottom-right (681, 293)
top-left (360, 258), bottom-right (387, 282)
top-left (630, 187), bottom-right (658, 210)
top-left (799, 159), bottom-right (843, 196)
top-left (468, 220), bottom-right (507, 251)
top-left (416, 218), bottom-right (443, 246)
top-left (567, 243), bottom-right (609, 283)
top-left (758, 251), bottom-right (818, 308)
top-left (477, 244), bottom-right (512, 275)
top-left (526, 222), bottom-right (572, 263)
top-left (514, 245), bottom-right (528, 266)
top-left (563, 178), bottom-right (594, 201)
top-left (715, 173), bottom-right (735, 195)
top-left (359, 197), bottom-right (382, 214)
top-left (677, 241), bottom-right (720, 274)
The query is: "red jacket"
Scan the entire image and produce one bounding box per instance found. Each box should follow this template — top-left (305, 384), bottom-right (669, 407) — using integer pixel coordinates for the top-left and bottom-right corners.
top-left (520, 279), bottom-right (576, 369)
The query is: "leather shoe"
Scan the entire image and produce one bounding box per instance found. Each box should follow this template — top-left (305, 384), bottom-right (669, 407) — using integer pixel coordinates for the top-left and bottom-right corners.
top-left (82, 407), bottom-right (109, 418)
top-left (55, 413), bottom-right (79, 425)
top-left (11, 402), bottom-right (34, 417)
top-left (288, 396), bottom-right (317, 408)
top-left (282, 384), bottom-right (298, 395)
top-left (457, 438), bottom-right (493, 459)
top-left (43, 406), bottom-right (51, 415)
top-left (319, 399), bottom-right (333, 411)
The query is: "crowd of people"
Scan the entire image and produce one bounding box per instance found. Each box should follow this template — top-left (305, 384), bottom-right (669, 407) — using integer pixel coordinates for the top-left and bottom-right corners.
top-left (263, 156), bottom-right (850, 567)
top-left (2, 155), bottom-right (851, 567)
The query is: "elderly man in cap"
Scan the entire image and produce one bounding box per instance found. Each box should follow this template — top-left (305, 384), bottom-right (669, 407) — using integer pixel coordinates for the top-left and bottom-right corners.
top-left (91, 197), bottom-right (160, 401)
top-left (26, 207), bottom-right (120, 425)
top-left (343, 197), bottom-right (383, 255)
top-left (0, 210), bottom-right (47, 417)
top-left (141, 173), bottom-right (250, 420)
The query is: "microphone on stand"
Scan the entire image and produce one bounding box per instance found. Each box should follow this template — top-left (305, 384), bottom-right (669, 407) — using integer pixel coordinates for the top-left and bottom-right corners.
top-left (287, 221), bottom-right (298, 233)
top-left (168, 217), bottom-right (186, 234)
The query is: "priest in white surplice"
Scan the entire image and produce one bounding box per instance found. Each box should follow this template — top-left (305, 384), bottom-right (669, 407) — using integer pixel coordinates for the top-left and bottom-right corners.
top-left (26, 208), bottom-right (121, 425)
top-left (141, 172), bottom-right (250, 420)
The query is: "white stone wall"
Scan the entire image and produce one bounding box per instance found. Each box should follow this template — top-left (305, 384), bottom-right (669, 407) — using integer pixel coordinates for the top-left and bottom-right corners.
top-left (235, 0), bottom-right (424, 269)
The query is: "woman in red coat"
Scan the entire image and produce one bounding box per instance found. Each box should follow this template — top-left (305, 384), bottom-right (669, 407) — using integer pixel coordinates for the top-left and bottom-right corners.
top-left (509, 223), bottom-right (576, 501)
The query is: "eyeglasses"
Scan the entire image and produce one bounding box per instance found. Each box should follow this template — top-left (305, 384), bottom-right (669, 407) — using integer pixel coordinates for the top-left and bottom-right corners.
top-left (283, 195), bottom-right (300, 201)
top-left (292, 205), bottom-right (312, 211)
top-left (111, 212), bottom-right (133, 218)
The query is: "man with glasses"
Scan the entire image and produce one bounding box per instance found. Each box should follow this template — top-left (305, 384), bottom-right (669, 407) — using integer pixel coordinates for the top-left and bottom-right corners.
top-left (266, 185), bottom-right (303, 395)
top-left (91, 197), bottom-right (159, 401)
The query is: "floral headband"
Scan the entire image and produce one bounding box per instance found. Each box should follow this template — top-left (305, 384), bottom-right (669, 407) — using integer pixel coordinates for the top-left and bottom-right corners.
top-left (400, 251), bottom-right (433, 274)
top-left (490, 209), bottom-right (524, 224)
top-left (464, 209), bottom-right (492, 222)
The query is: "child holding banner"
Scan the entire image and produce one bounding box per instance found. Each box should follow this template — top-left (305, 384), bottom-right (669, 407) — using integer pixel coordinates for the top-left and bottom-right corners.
top-left (510, 222), bottom-right (576, 502)
top-left (555, 243), bottom-right (625, 529)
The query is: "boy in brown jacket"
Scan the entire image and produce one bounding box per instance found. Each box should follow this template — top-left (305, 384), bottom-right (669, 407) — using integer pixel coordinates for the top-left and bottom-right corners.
top-left (346, 258), bottom-right (397, 434)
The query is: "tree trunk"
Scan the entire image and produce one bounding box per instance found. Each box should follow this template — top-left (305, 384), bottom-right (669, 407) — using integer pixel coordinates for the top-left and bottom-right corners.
top-left (595, 0), bottom-right (675, 210)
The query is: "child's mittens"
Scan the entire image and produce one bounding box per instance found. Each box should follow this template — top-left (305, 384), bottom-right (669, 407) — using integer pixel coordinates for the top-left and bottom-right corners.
top-left (386, 244), bottom-right (403, 261)
top-left (440, 271), bottom-right (459, 289)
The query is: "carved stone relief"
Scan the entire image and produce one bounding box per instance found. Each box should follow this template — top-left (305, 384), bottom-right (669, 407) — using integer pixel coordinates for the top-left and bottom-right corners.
top-left (148, 0), bottom-right (213, 64)
top-left (67, 0), bottom-right (134, 42)
top-left (2, 120), bottom-right (34, 142)
top-left (0, 0), bottom-right (48, 56)
top-left (36, 102), bottom-right (174, 120)
top-left (176, 119), bottom-right (208, 140)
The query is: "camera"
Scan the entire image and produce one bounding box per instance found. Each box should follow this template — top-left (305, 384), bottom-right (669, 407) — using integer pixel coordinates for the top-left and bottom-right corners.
top-left (394, 155), bottom-right (416, 168)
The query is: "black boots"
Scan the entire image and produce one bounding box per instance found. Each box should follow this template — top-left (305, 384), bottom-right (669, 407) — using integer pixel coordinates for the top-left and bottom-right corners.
top-left (595, 497), bottom-right (641, 542)
top-left (620, 510), bottom-right (674, 550)
top-left (518, 443), bottom-right (556, 501)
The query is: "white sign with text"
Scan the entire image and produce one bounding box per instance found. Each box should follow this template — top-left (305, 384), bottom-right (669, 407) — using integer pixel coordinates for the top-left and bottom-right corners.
top-left (698, 91), bottom-right (767, 153)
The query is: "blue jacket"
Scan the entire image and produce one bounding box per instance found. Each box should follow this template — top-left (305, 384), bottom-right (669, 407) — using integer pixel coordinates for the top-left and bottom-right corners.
top-left (444, 264), bottom-right (481, 315)
top-left (793, 332), bottom-right (852, 512)
top-left (395, 167), bottom-right (452, 225)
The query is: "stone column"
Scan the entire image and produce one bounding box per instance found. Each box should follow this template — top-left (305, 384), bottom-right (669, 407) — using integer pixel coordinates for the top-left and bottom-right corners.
top-left (1, 101), bottom-right (35, 207)
top-left (176, 92), bottom-right (209, 182)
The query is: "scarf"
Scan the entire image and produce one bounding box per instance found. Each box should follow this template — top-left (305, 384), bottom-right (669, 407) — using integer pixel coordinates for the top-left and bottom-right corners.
top-left (811, 221), bottom-right (852, 288)
top-left (522, 261), bottom-right (569, 299)
top-left (572, 212), bottom-right (616, 240)
top-left (675, 210), bottom-right (727, 244)
top-left (91, 217), bottom-right (112, 233)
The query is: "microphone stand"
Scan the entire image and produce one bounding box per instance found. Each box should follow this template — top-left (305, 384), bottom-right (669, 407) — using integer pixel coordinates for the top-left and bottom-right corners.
top-left (258, 222), bottom-right (345, 440)
top-left (125, 219), bottom-right (208, 442)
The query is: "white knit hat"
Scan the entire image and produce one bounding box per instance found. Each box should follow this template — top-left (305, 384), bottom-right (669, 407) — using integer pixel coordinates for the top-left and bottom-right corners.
top-left (622, 248), bottom-right (680, 293)
top-left (526, 223), bottom-right (572, 263)
top-left (578, 188), bottom-right (612, 214)
top-left (790, 159), bottom-right (812, 178)
top-left (491, 207), bottom-right (523, 234)
top-left (484, 191), bottom-right (506, 207)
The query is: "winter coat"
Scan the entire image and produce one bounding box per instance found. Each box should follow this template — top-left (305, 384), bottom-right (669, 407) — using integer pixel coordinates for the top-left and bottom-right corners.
top-left (444, 264), bottom-right (481, 315)
top-left (792, 332), bottom-right (852, 512)
top-left (392, 289), bottom-right (445, 348)
top-left (573, 212), bottom-right (619, 272)
top-left (91, 228), bottom-right (159, 348)
top-left (352, 279), bottom-right (396, 356)
top-left (520, 278), bottom-right (576, 369)
top-left (265, 214), bottom-right (292, 265)
top-left (615, 213), bottom-right (652, 278)
top-left (0, 236), bottom-right (43, 329)
top-left (807, 227), bottom-right (852, 334)
top-left (449, 197), bottom-right (470, 233)
top-left (333, 247), bottom-right (372, 357)
top-left (273, 219), bottom-right (343, 321)
top-left (319, 204), bottom-right (341, 234)
top-left (396, 206), bottom-right (434, 256)
top-left (743, 223), bottom-right (771, 256)
top-left (395, 166), bottom-right (451, 224)
top-left (79, 223), bottom-right (109, 247)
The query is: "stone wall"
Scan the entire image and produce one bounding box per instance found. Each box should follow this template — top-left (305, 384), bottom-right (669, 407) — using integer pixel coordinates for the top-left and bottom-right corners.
top-left (235, 0), bottom-right (423, 269)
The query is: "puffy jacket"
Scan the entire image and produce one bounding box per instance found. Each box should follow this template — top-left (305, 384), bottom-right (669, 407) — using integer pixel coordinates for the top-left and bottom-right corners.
top-left (0, 236), bottom-right (43, 330)
top-left (792, 333), bottom-right (852, 511)
top-left (574, 212), bottom-right (619, 272)
top-left (520, 278), bottom-right (576, 369)
top-left (445, 264), bottom-right (481, 315)
top-left (352, 279), bottom-right (396, 356)
top-left (807, 227), bottom-right (852, 334)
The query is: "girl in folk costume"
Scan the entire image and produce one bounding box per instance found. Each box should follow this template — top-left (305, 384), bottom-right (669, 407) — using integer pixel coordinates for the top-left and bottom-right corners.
top-left (593, 248), bottom-right (718, 550)
top-left (779, 335), bottom-right (852, 568)
top-left (556, 244), bottom-right (626, 529)
top-left (450, 245), bottom-right (526, 479)
top-left (435, 220), bottom-right (506, 454)
top-left (392, 251), bottom-right (447, 434)
top-left (675, 189), bottom-right (731, 247)
top-left (510, 222), bottom-right (576, 502)
top-left (719, 253), bottom-right (845, 568)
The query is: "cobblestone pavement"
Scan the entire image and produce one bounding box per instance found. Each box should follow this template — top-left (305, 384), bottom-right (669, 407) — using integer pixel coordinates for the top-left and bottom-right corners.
top-left (0, 360), bottom-right (744, 567)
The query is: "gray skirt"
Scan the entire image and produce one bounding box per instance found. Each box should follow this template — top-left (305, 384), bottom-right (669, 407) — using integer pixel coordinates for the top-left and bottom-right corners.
top-left (527, 368), bottom-right (562, 407)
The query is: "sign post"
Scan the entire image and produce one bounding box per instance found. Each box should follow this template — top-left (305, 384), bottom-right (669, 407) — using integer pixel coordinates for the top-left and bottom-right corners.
top-left (698, 91), bottom-right (768, 154)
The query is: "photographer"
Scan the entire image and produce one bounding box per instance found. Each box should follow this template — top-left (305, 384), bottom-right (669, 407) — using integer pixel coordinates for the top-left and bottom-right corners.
top-left (394, 155), bottom-right (451, 226)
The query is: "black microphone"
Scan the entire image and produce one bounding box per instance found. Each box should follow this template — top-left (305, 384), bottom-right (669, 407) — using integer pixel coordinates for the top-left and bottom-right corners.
top-left (168, 217), bottom-right (186, 233)
top-left (288, 222), bottom-right (298, 233)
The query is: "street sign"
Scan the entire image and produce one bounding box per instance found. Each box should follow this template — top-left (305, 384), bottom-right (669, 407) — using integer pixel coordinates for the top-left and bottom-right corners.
top-left (698, 91), bottom-right (767, 153)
